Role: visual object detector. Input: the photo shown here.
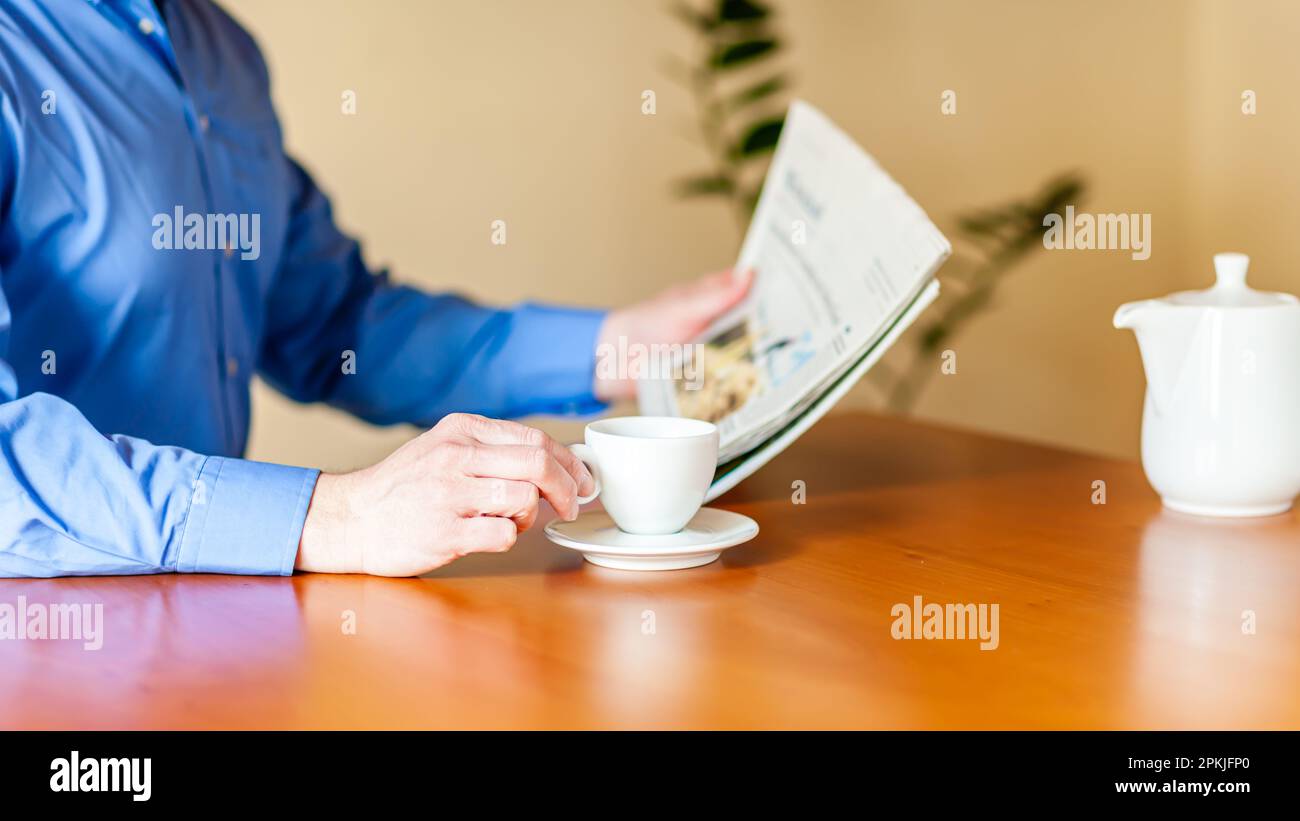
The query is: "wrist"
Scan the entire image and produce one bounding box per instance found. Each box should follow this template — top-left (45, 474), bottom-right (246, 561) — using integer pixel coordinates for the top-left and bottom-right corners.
top-left (296, 472), bottom-right (361, 573)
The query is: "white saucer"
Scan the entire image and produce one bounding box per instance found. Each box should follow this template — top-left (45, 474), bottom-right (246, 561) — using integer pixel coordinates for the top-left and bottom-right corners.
top-left (544, 507), bottom-right (759, 571)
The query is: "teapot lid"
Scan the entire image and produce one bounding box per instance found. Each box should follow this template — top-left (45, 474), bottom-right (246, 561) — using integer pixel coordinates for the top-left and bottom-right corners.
top-left (1165, 253), bottom-right (1298, 307)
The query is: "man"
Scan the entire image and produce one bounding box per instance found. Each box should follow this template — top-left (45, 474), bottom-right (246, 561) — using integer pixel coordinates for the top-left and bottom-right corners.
top-left (0, 0), bottom-right (750, 577)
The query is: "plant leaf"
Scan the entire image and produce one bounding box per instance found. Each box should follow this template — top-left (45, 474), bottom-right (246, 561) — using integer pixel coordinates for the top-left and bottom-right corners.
top-left (711, 38), bottom-right (778, 69)
top-left (731, 116), bottom-right (784, 158)
top-left (717, 0), bottom-right (770, 23)
top-left (675, 174), bottom-right (736, 197)
top-left (1035, 175), bottom-right (1084, 218)
top-left (728, 74), bottom-right (787, 109)
top-left (919, 323), bottom-right (950, 352)
top-left (959, 173), bottom-right (1086, 239)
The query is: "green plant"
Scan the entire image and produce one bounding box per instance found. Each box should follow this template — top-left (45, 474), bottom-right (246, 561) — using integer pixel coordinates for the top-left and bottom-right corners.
top-left (668, 1), bottom-right (1087, 413)
top-left (872, 174), bottom-right (1087, 411)
top-left (669, 0), bottom-right (788, 229)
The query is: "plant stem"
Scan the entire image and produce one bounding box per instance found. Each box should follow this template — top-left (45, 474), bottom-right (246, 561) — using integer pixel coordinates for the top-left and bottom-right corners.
top-left (687, 49), bottom-right (751, 233)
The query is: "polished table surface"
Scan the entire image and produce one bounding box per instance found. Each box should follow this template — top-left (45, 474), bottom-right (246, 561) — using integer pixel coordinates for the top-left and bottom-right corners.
top-left (2, 412), bottom-right (1297, 729)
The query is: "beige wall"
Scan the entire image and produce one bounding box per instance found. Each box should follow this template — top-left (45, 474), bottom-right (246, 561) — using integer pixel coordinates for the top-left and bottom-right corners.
top-left (1186, 0), bottom-right (1300, 295)
top-left (220, 0), bottom-right (1295, 470)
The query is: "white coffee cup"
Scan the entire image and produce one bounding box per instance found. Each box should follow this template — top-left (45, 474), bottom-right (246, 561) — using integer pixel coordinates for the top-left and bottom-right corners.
top-left (568, 416), bottom-right (719, 535)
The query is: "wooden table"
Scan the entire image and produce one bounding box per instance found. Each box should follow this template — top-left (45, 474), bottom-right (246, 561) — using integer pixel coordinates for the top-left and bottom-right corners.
top-left (1, 413), bottom-right (1296, 729)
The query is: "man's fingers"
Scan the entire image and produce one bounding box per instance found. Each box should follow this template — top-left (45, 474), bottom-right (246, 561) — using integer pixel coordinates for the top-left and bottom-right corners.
top-left (457, 477), bottom-right (540, 531)
top-left (456, 516), bottom-right (519, 554)
top-left (463, 444), bottom-right (581, 520)
top-left (447, 414), bottom-right (593, 497)
top-left (681, 267), bottom-right (753, 319)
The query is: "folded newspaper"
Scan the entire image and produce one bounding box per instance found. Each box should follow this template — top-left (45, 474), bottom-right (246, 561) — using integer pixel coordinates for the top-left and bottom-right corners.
top-left (638, 101), bottom-right (951, 501)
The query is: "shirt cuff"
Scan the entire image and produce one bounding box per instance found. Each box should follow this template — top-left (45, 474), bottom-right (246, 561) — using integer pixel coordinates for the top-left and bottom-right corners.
top-left (503, 302), bottom-right (609, 416)
top-left (176, 457), bottom-right (319, 576)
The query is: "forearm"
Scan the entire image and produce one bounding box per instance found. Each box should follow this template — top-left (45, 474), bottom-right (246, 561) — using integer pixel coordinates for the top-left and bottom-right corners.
top-left (263, 285), bottom-right (609, 425)
top-left (0, 392), bottom-right (315, 578)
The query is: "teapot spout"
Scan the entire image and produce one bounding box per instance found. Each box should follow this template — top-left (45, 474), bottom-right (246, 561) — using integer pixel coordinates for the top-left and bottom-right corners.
top-left (1113, 299), bottom-right (1156, 331)
top-left (1114, 299), bottom-right (1181, 417)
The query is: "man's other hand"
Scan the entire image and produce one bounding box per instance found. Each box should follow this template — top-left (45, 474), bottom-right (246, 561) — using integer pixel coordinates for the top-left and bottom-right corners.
top-left (295, 413), bottom-right (595, 576)
top-left (593, 268), bottom-right (755, 402)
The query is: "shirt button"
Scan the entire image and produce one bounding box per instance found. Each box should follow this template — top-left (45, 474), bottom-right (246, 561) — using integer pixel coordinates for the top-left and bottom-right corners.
top-left (198, 114), bottom-right (210, 132)
top-left (138, 18), bottom-right (155, 36)
top-left (226, 356), bottom-right (240, 378)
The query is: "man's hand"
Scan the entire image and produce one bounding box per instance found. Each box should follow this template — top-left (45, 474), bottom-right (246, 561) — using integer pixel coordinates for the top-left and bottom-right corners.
top-left (295, 413), bottom-right (594, 576)
top-left (594, 268), bottom-right (754, 402)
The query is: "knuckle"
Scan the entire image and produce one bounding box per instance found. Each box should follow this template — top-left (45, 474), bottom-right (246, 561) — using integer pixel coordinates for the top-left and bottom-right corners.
top-left (437, 412), bottom-right (466, 430)
top-left (522, 426), bottom-right (548, 447)
top-left (511, 483), bottom-right (540, 515)
top-left (444, 412), bottom-right (483, 434)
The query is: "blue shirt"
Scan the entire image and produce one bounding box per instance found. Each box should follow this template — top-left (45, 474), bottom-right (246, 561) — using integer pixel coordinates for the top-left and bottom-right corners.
top-left (0, 0), bottom-right (606, 577)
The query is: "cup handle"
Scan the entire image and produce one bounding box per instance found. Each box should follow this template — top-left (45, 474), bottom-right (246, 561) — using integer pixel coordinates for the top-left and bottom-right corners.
top-left (568, 443), bottom-right (601, 505)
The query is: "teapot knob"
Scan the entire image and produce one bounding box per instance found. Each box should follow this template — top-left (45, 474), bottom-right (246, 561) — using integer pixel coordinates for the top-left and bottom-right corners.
top-left (1213, 252), bottom-right (1250, 289)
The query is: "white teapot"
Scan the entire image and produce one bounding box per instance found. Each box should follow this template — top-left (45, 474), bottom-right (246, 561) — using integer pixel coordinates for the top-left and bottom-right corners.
top-left (1114, 253), bottom-right (1300, 516)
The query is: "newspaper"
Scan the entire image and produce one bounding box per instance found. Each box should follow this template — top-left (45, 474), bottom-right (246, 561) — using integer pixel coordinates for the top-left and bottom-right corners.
top-left (639, 101), bottom-right (951, 476)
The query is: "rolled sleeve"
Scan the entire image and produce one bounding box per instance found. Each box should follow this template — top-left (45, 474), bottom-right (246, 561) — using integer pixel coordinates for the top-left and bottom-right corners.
top-left (502, 302), bottom-right (609, 417)
top-left (176, 456), bottom-right (319, 576)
